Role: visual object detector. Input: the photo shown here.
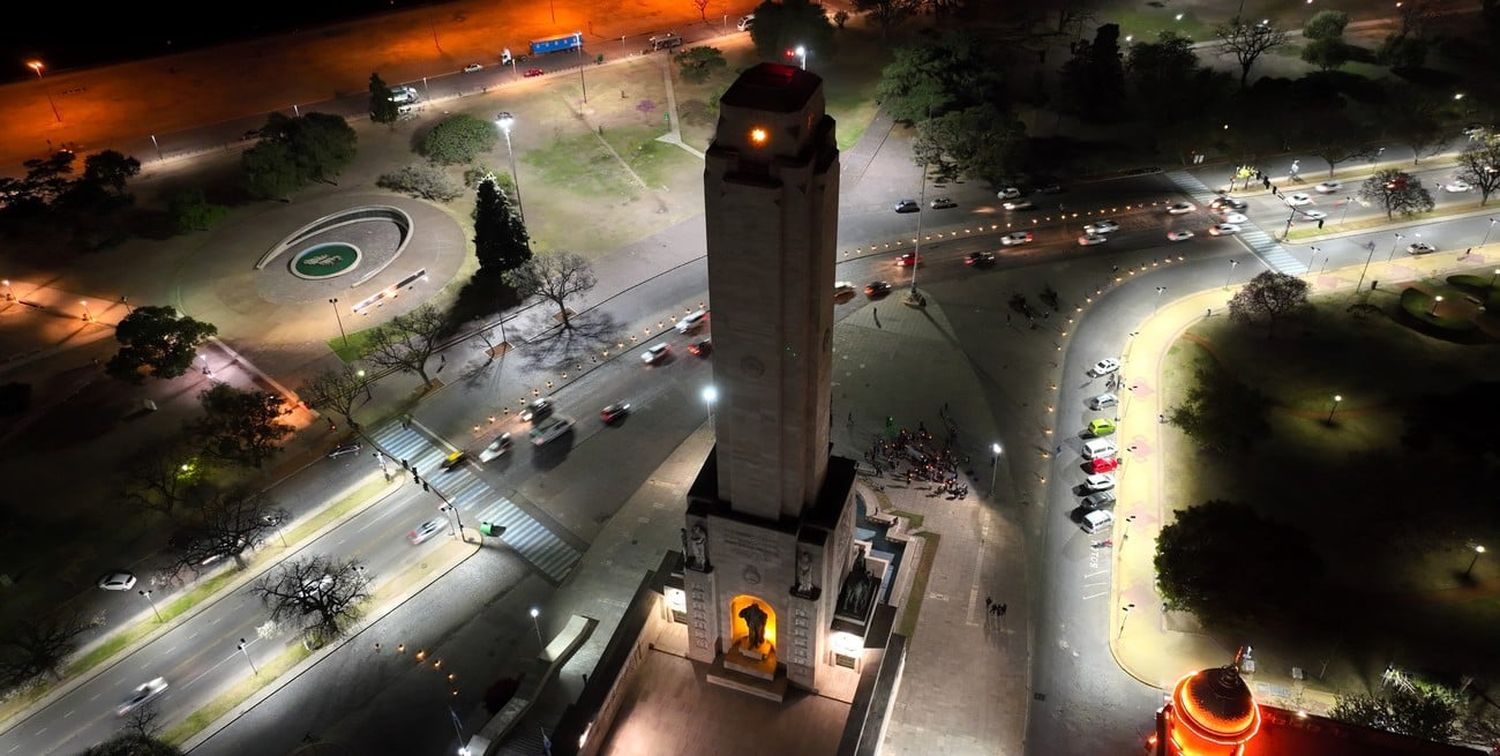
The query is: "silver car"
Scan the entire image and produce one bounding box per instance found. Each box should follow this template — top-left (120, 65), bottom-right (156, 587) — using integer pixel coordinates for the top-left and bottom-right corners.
top-left (117, 677), bottom-right (169, 717)
top-left (407, 518), bottom-right (446, 546)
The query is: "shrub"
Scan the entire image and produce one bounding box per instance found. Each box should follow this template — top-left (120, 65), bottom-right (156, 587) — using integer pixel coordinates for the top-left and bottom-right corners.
top-left (420, 115), bottom-right (498, 165)
top-left (376, 164), bottom-right (462, 202)
top-left (166, 189), bottom-right (228, 232)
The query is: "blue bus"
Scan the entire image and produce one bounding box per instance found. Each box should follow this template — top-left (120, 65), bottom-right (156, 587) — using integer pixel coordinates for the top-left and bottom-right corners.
top-left (530, 32), bottom-right (583, 55)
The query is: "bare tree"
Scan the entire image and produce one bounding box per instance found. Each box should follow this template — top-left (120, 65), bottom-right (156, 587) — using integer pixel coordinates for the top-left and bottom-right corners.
top-left (0, 612), bottom-right (101, 687)
top-left (1214, 17), bottom-right (1289, 88)
top-left (195, 384), bottom-right (294, 468)
top-left (1456, 137), bottom-right (1500, 206)
top-left (255, 556), bottom-right (371, 647)
top-left (1228, 271), bottom-right (1310, 338)
top-left (854, 0), bottom-right (921, 37)
top-left (1359, 169), bottom-right (1436, 220)
top-left (507, 253), bottom-right (597, 330)
top-left (691, 0), bottom-right (710, 21)
top-left (364, 304), bottom-right (449, 386)
top-left (299, 364), bottom-right (369, 427)
top-left (121, 702), bottom-right (163, 739)
top-left (164, 487), bottom-right (285, 578)
top-left (120, 444), bottom-right (205, 516)
top-left (82, 731), bottom-right (182, 756)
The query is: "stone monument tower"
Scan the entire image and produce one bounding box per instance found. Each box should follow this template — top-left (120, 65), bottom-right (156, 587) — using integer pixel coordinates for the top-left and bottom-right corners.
top-left (682, 63), bottom-right (872, 696)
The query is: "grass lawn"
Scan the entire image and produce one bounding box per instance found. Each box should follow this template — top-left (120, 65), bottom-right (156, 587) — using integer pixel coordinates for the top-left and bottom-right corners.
top-left (1160, 291), bottom-right (1500, 686)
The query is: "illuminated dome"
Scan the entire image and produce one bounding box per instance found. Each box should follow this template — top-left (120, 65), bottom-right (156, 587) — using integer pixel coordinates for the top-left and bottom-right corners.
top-left (1169, 666), bottom-right (1261, 750)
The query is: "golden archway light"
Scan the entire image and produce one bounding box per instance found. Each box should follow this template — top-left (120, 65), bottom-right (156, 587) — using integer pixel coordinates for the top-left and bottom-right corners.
top-left (749, 127), bottom-right (768, 146)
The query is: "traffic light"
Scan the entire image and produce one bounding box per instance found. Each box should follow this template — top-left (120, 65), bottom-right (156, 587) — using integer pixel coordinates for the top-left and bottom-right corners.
top-left (421, 480), bottom-right (430, 492)
top-left (401, 458), bottom-right (411, 470)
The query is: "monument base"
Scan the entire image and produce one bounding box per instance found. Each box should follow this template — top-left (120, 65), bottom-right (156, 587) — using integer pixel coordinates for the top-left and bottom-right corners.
top-left (706, 650), bottom-right (788, 702)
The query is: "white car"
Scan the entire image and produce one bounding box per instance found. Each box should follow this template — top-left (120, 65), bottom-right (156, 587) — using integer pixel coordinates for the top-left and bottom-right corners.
top-left (1002, 199), bottom-right (1034, 210)
top-left (1298, 210), bottom-right (1327, 221)
top-left (1166, 202), bottom-right (1195, 215)
top-left (999, 231), bottom-right (1034, 246)
top-left (834, 281), bottom-right (857, 298)
top-left (1077, 234), bottom-right (1108, 246)
top-left (1407, 242), bottom-right (1436, 255)
top-left (675, 309), bottom-right (708, 333)
top-left (641, 343), bottom-right (671, 364)
top-left (998, 187), bottom-right (1023, 200)
top-left (930, 197), bottom-right (957, 209)
top-left (1209, 196), bottom-right (1247, 211)
top-left (1083, 219), bottom-right (1120, 235)
top-left (1082, 473), bottom-right (1116, 492)
top-left (117, 677), bottom-right (169, 717)
top-left (1088, 358), bottom-right (1121, 377)
top-left (463, 63), bottom-right (484, 73)
top-left (529, 415), bottom-right (574, 447)
top-left (479, 433), bottom-right (513, 462)
top-left (1209, 223), bottom-right (1240, 236)
top-left (408, 518), bottom-right (445, 545)
top-left (1314, 181), bottom-right (1342, 194)
top-left (1218, 212), bottom-right (1248, 224)
top-left (1445, 180), bottom-right (1472, 193)
top-left (97, 572), bottom-right (137, 591)
top-left (1167, 230), bottom-right (1195, 242)
top-left (1284, 192), bottom-right (1313, 206)
top-left (1087, 392), bottom-right (1118, 410)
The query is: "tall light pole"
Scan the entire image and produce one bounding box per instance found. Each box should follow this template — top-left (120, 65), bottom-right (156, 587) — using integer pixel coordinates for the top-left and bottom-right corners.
top-left (1465, 545), bottom-right (1486, 579)
top-left (576, 45), bottom-right (588, 104)
top-left (1480, 218), bottom-right (1498, 250)
top-left (1386, 231), bottom-right (1405, 264)
top-left (1117, 602), bottom-right (1135, 639)
top-left (906, 157), bottom-right (930, 305)
top-left (139, 589), bottom-right (163, 622)
top-left (79, 300), bottom-right (92, 322)
top-left (1154, 286), bottom-right (1167, 313)
top-left (1353, 239), bottom-right (1379, 295)
top-left (1429, 295), bottom-right (1444, 316)
top-left (1, 279), bottom-right (12, 301)
top-left (439, 503), bottom-right (466, 539)
top-left (702, 385), bottom-right (718, 426)
top-left (1223, 259), bottom-right (1238, 289)
top-left (529, 607), bottom-right (546, 649)
top-left (1306, 246), bottom-right (1321, 279)
top-left (1490, 267), bottom-right (1500, 289)
top-left (795, 45), bottom-right (807, 70)
top-left (26, 61), bottom-right (62, 123)
top-left (989, 442), bottom-right (1002, 495)
top-left (1326, 394), bottom-right (1342, 424)
top-left (495, 113), bottom-right (526, 226)
top-left (238, 638), bottom-right (259, 675)
top-left (329, 297), bottom-right (348, 348)
top-left (357, 368), bottom-right (373, 400)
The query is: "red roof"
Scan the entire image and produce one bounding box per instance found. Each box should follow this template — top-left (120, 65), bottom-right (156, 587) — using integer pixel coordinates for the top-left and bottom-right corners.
top-left (1241, 706), bottom-right (1483, 756)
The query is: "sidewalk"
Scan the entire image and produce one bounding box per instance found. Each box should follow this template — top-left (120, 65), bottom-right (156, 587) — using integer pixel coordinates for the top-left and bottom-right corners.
top-left (1107, 241), bottom-right (1500, 712)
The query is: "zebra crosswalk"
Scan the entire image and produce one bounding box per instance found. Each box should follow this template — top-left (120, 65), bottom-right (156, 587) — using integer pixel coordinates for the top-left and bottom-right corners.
top-left (368, 422), bottom-right (580, 583)
top-left (1165, 169), bottom-right (1308, 275)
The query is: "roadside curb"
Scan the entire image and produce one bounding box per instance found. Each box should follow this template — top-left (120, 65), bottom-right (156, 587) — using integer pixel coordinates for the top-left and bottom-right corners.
top-left (1282, 205), bottom-right (1500, 246)
top-left (179, 534), bottom-right (484, 751)
top-left (0, 473), bottom-right (401, 737)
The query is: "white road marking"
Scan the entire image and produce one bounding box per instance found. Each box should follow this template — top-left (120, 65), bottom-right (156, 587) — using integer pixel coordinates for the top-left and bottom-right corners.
top-left (1082, 591), bottom-right (1109, 600)
top-left (88, 693), bottom-right (101, 702)
top-left (188, 631), bottom-right (199, 640)
top-left (10, 742), bottom-right (22, 752)
top-left (62, 709), bottom-right (74, 718)
top-left (166, 645), bottom-right (179, 655)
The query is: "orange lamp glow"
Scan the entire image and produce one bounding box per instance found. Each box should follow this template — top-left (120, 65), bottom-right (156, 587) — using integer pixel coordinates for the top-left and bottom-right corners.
top-left (729, 595), bottom-right (776, 649)
top-left (749, 127), bottom-right (768, 146)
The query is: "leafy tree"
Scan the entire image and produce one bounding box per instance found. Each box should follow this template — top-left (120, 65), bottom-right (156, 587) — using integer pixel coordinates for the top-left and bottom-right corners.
top-left (912, 104), bottom-right (1026, 185)
top-left (55, 150), bottom-right (142, 215)
top-left (673, 46), bottom-right (728, 83)
top-left (875, 33), bottom-right (1002, 123)
top-left (833, 9), bottom-right (849, 28)
top-left (299, 364), bottom-right (369, 428)
top-left (1300, 109), bottom-right (1379, 178)
top-left (853, 0), bottom-right (920, 38)
top-left (255, 556), bottom-right (371, 647)
top-left (1228, 271), bottom-right (1309, 338)
top-left (1359, 169), bottom-right (1435, 220)
top-left (1456, 136), bottom-right (1500, 206)
top-left (1301, 38), bottom-right (1350, 71)
top-left (420, 114), bottom-right (498, 165)
top-left (473, 177), bottom-right (531, 272)
top-left (507, 253), bottom-right (597, 330)
top-left (167, 189), bottom-right (228, 232)
top-left (1377, 33), bottom-right (1428, 69)
top-left (82, 733), bottom-right (182, 756)
top-left (1381, 88), bottom-right (1446, 166)
top-left (1331, 682), bottom-right (1462, 743)
top-left (195, 384), bottom-right (294, 468)
top-left (1126, 32), bottom-right (1232, 151)
top-left (748, 0), bottom-right (836, 64)
top-left (81, 150), bottom-right (142, 196)
top-left (243, 112), bottom-right (358, 198)
top-left (1303, 9), bottom-right (1349, 41)
top-left (1396, 0), bottom-right (1437, 38)
top-left (1154, 500), bottom-right (1321, 623)
top-left (1167, 359), bottom-right (1271, 453)
top-left (1213, 17), bottom-right (1289, 88)
top-left (376, 164), bottom-right (462, 201)
top-left (106, 306), bottom-right (218, 383)
top-left (364, 304), bottom-right (450, 386)
top-left (165, 487), bottom-right (285, 576)
top-left (1060, 23), bottom-right (1126, 118)
top-left (120, 443), bottom-right (205, 516)
top-left (242, 140), bottom-right (303, 200)
top-left (0, 613), bottom-right (100, 687)
top-left (369, 73), bottom-right (399, 125)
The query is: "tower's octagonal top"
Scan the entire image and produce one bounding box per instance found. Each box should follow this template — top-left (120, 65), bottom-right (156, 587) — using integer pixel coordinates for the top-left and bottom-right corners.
top-left (720, 63), bottom-right (823, 114)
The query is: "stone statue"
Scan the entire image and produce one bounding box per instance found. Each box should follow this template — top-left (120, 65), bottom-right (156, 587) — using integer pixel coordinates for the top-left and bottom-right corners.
top-left (685, 524), bottom-right (708, 570)
top-left (795, 550), bottom-right (815, 595)
top-left (837, 544), bottom-right (876, 617)
top-left (739, 601), bottom-right (769, 649)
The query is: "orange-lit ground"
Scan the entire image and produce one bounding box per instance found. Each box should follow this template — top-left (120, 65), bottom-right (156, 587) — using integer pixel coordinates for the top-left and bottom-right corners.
top-left (0, 0), bottom-right (756, 170)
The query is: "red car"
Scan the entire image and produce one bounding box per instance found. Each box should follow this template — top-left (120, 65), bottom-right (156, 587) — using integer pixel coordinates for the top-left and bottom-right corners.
top-left (1085, 457), bottom-right (1120, 473)
top-left (600, 402), bottom-right (631, 424)
top-left (688, 338), bottom-right (712, 357)
top-left (895, 252), bottom-right (922, 267)
top-left (524, 68), bottom-right (545, 78)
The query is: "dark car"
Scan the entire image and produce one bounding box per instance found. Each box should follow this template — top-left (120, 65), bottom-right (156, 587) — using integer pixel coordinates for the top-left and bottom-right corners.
top-left (964, 251), bottom-right (996, 267)
top-left (865, 281), bottom-right (892, 297)
top-left (893, 200), bottom-right (919, 214)
top-left (688, 338), bottom-right (713, 357)
top-left (600, 402), bottom-right (631, 424)
top-left (328, 443), bottom-right (361, 459)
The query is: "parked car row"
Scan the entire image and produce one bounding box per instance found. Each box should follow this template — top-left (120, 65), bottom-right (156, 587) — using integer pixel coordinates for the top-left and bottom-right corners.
top-left (1073, 359), bottom-right (1126, 534)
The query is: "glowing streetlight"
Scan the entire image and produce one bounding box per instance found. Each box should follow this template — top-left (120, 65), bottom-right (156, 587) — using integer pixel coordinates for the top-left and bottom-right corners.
top-left (329, 298), bottom-right (348, 347)
top-left (1465, 545), bottom-right (1486, 579)
top-left (989, 442), bottom-right (1003, 495)
top-left (1223, 259), bottom-right (1238, 289)
top-left (529, 607), bottom-right (545, 649)
top-left (494, 112), bottom-right (527, 226)
top-left (1326, 394), bottom-right (1343, 424)
top-left (139, 589), bottom-right (163, 622)
top-left (79, 300), bottom-right (91, 322)
top-left (702, 385), bottom-right (719, 425)
top-left (794, 45), bottom-right (807, 70)
top-left (1430, 294), bottom-right (1444, 316)
top-left (25, 60), bottom-right (61, 123)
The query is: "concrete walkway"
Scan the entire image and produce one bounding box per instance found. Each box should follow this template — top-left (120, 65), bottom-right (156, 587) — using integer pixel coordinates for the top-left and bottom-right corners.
top-left (1108, 241), bottom-right (1500, 712)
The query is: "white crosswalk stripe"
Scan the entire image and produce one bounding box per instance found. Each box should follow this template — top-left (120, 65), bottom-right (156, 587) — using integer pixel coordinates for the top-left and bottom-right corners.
top-left (1166, 170), bottom-right (1307, 275)
top-left (368, 423), bottom-right (580, 582)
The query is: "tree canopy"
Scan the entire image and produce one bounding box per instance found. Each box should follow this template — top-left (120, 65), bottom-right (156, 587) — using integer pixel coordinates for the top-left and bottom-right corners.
top-left (1155, 500), bottom-right (1322, 624)
top-left (1214, 17), bottom-right (1289, 88)
top-left (369, 72), bottom-right (399, 125)
top-left (420, 114), bottom-right (498, 165)
top-left (1061, 23), bottom-right (1126, 119)
top-left (748, 0), bottom-right (836, 64)
top-left (507, 253), bottom-right (597, 330)
top-left (673, 46), bottom-right (728, 83)
top-left (876, 32), bottom-right (1002, 123)
top-left (1167, 358), bottom-right (1271, 454)
top-left (1331, 682), bottom-right (1461, 743)
top-left (1359, 169), bottom-right (1436, 220)
top-left (195, 384), bottom-right (293, 468)
top-left (912, 104), bottom-right (1026, 186)
top-left (242, 112), bottom-right (357, 199)
top-left (473, 177), bottom-right (531, 272)
top-left (106, 306), bottom-right (218, 383)
top-left (1228, 271), bottom-right (1310, 338)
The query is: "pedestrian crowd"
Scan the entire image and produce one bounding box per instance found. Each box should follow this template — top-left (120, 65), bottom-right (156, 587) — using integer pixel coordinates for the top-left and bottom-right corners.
top-left (864, 405), bottom-right (971, 499)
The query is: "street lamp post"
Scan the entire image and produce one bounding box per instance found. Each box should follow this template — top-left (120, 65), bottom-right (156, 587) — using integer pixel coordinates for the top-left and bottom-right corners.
top-left (1, 279), bottom-right (11, 301)
top-left (357, 368), bottom-right (373, 400)
top-left (702, 385), bottom-right (718, 426)
top-left (907, 159), bottom-right (930, 304)
top-left (1387, 231), bottom-right (1405, 264)
top-left (1339, 195), bottom-right (1354, 226)
top-left (577, 46), bottom-right (588, 105)
top-left (1154, 286), bottom-right (1167, 313)
top-left (238, 638), bottom-right (259, 675)
top-left (1306, 246), bottom-right (1321, 279)
top-left (440, 503), bottom-right (466, 539)
top-left (1223, 259), bottom-right (1238, 289)
top-left (1123, 514), bottom-right (1137, 540)
top-left (79, 300), bottom-right (91, 322)
top-left (1353, 239), bottom-right (1379, 295)
top-left (795, 45), bottom-right (807, 70)
top-left (329, 298), bottom-right (348, 347)
top-left (26, 61), bottom-right (62, 123)
top-left (139, 589), bottom-right (163, 622)
top-left (1430, 295), bottom-right (1444, 316)
top-left (989, 442), bottom-right (1002, 495)
top-left (1326, 394), bottom-right (1343, 424)
top-left (1465, 545), bottom-right (1486, 579)
top-left (529, 607), bottom-right (546, 649)
top-left (1117, 602), bottom-right (1135, 639)
top-left (1480, 218), bottom-right (1499, 250)
top-left (495, 113), bottom-right (527, 226)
